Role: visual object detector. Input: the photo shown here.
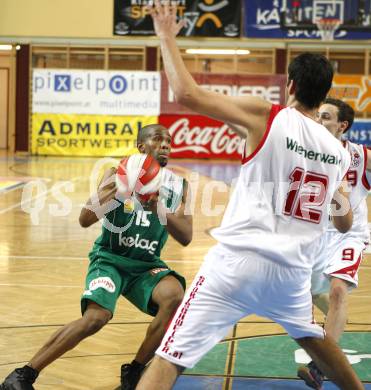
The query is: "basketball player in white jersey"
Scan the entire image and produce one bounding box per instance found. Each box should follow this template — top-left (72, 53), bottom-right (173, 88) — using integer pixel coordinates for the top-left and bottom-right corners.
top-left (298, 98), bottom-right (370, 389)
top-left (137, 2), bottom-right (364, 389)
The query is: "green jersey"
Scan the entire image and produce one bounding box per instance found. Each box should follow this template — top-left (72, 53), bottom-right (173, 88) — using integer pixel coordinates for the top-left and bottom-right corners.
top-left (92, 168), bottom-right (184, 262)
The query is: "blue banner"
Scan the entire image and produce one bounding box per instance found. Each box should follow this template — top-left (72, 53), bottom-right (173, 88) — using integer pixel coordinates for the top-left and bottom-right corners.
top-left (345, 121), bottom-right (371, 146)
top-left (244, 0), bottom-right (371, 40)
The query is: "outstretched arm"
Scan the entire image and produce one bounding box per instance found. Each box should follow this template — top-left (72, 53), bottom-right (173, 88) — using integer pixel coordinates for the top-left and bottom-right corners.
top-left (149, 0), bottom-right (272, 138)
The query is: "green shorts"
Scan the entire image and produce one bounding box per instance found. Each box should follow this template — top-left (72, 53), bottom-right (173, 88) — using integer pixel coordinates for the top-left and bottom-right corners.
top-left (81, 247), bottom-right (186, 317)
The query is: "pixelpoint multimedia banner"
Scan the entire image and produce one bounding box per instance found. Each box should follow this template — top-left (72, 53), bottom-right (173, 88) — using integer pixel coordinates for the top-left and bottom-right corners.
top-left (114, 0), bottom-right (241, 37)
top-left (32, 69), bottom-right (161, 116)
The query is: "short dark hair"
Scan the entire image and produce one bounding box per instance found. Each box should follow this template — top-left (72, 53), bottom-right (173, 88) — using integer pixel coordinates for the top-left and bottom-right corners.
top-left (136, 124), bottom-right (164, 146)
top-left (288, 53), bottom-right (334, 109)
top-left (324, 97), bottom-right (355, 133)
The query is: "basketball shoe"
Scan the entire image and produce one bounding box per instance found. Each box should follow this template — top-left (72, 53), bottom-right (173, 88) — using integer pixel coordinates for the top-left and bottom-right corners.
top-left (121, 361), bottom-right (145, 390)
top-left (297, 361), bottom-right (324, 390)
top-left (0, 366), bottom-right (38, 390)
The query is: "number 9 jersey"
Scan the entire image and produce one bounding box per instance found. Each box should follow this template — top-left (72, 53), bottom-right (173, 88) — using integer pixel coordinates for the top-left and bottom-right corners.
top-left (311, 140), bottom-right (370, 293)
top-left (211, 104), bottom-right (351, 270)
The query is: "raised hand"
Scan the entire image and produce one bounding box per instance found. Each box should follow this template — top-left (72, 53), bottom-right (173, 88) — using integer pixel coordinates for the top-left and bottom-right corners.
top-left (148, 0), bottom-right (185, 38)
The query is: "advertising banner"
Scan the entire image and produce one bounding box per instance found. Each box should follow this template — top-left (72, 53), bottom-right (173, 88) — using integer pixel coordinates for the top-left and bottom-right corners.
top-left (32, 69), bottom-right (161, 116)
top-left (114, 0), bottom-right (241, 37)
top-left (244, 0), bottom-right (371, 40)
top-left (345, 120), bottom-right (371, 146)
top-left (160, 114), bottom-right (244, 159)
top-left (329, 76), bottom-right (371, 113)
top-left (161, 72), bottom-right (287, 115)
top-left (32, 114), bottom-right (157, 156)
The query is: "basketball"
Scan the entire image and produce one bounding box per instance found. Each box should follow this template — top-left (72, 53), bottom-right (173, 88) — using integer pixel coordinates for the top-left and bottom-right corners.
top-left (115, 153), bottom-right (163, 201)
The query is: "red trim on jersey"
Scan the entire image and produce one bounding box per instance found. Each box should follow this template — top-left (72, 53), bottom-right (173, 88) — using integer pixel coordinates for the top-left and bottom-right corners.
top-left (241, 104), bottom-right (285, 165)
top-left (361, 146), bottom-right (371, 190)
top-left (330, 253), bottom-right (362, 279)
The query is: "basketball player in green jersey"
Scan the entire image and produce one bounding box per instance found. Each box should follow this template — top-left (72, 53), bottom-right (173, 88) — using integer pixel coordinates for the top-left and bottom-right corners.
top-left (1, 124), bottom-right (192, 390)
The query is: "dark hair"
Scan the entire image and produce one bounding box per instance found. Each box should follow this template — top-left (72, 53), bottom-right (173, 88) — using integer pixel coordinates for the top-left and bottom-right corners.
top-left (136, 124), bottom-right (164, 145)
top-left (324, 97), bottom-right (354, 133)
top-left (288, 53), bottom-right (333, 109)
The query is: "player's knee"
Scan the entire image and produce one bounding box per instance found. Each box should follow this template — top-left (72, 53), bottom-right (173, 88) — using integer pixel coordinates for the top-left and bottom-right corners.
top-left (81, 307), bottom-right (111, 336)
top-left (160, 290), bottom-right (184, 316)
top-left (82, 316), bottom-right (109, 336)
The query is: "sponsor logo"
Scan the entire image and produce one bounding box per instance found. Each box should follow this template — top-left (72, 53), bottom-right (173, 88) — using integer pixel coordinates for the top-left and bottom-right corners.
top-left (351, 152), bottom-right (361, 168)
top-left (124, 198), bottom-right (135, 213)
top-left (34, 71), bottom-right (159, 96)
top-left (169, 118), bottom-right (244, 156)
top-left (286, 137), bottom-right (342, 165)
top-left (89, 277), bottom-right (116, 293)
top-left (296, 348), bottom-right (371, 365)
top-left (330, 76), bottom-right (371, 113)
top-left (168, 84), bottom-right (281, 103)
top-left (162, 275), bottom-right (205, 359)
top-left (55, 75), bottom-right (71, 92)
top-left (118, 233), bottom-right (159, 254)
top-left (150, 267), bottom-right (168, 276)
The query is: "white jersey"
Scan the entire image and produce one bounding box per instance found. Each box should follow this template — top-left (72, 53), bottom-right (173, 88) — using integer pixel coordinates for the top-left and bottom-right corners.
top-left (327, 140), bottom-right (370, 243)
top-left (211, 105), bottom-right (351, 270)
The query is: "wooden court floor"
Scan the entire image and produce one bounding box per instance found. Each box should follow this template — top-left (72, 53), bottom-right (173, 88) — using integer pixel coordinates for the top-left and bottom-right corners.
top-left (0, 153), bottom-right (370, 389)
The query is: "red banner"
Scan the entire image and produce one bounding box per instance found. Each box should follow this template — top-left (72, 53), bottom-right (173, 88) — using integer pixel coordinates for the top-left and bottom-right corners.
top-left (160, 114), bottom-right (244, 159)
top-left (161, 72), bottom-right (287, 115)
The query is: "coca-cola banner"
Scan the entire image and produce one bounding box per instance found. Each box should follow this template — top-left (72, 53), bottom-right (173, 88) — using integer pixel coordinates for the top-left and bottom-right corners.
top-left (161, 73), bottom-right (287, 115)
top-left (114, 0), bottom-right (241, 37)
top-left (160, 114), bottom-right (244, 159)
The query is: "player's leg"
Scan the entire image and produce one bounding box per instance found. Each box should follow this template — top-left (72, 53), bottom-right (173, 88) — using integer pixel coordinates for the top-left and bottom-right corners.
top-left (299, 240), bottom-right (364, 388)
top-left (121, 274), bottom-right (184, 390)
top-left (137, 248), bottom-right (248, 390)
top-left (296, 335), bottom-right (364, 390)
top-left (1, 257), bottom-right (122, 390)
top-left (263, 260), bottom-right (362, 390)
top-left (29, 301), bottom-right (111, 371)
top-left (325, 277), bottom-right (349, 342)
top-left (312, 292), bottom-right (329, 315)
top-left (0, 302), bottom-right (111, 390)
top-left (137, 356), bottom-right (184, 389)
top-left (135, 274), bottom-right (184, 363)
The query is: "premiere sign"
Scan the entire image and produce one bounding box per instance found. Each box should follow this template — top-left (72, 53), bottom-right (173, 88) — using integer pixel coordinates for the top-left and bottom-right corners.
top-left (161, 72), bottom-right (286, 114)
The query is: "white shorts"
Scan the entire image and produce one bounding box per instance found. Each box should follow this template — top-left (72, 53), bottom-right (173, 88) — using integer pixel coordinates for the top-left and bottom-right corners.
top-left (311, 231), bottom-right (366, 295)
top-left (156, 245), bottom-right (324, 369)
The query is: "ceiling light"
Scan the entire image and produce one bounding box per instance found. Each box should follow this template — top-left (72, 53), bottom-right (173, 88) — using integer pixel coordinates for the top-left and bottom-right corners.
top-left (185, 49), bottom-right (250, 55)
top-left (0, 45), bottom-right (13, 51)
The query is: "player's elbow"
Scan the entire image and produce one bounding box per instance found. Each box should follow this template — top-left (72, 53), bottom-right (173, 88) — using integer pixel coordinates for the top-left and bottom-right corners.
top-left (179, 229), bottom-right (192, 246)
top-left (181, 235), bottom-right (192, 247)
top-left (333, 213), bottom-right (353, 233)
top-left (175, 87), bottom-right (199, 109)
top-left (79, 216), bottom-right (90, 228)
top-left (79, 210), bottom-right (93, 228)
